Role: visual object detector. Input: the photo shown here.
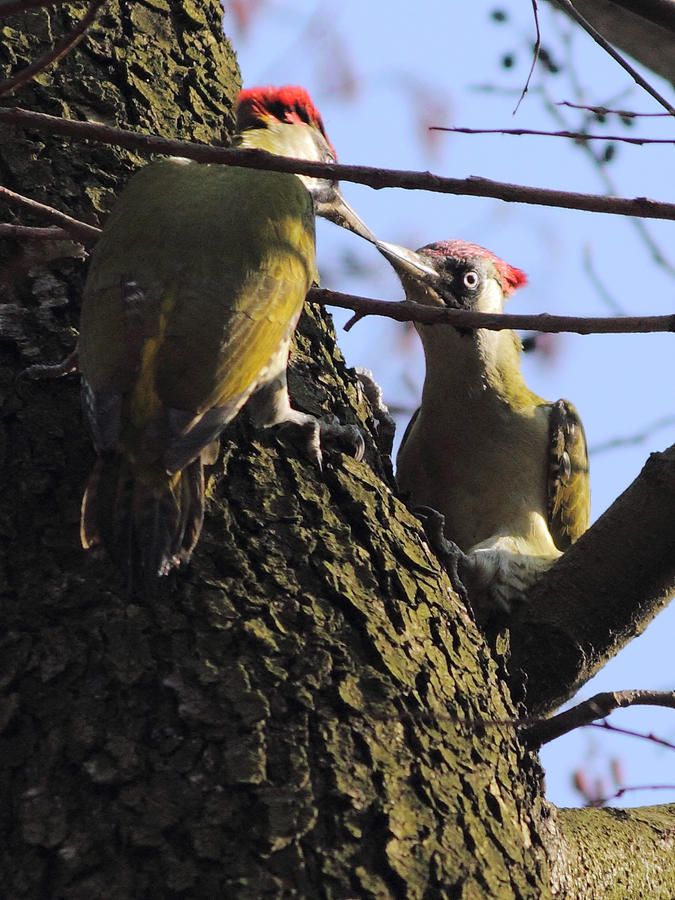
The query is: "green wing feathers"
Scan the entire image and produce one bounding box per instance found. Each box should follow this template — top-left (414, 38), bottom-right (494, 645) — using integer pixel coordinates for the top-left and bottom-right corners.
top-left (79, 159), bottom-right (317, 413)
top-left (547, 399), bottom-right (591, 551)
top-left (78, 158), bottom-right (317, 583)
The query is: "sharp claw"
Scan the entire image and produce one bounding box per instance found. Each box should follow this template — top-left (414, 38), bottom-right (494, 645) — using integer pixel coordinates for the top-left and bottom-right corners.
top-left (353, 431), bottom-right (366, 462)
top-left (319, 420), bottom-right (365, 462)
top-left (308, 422), bottom-right (324, 471)
top-left (274, 413), bottom-right (364, 468)
top-left (414, 505), bottom-right (446, 536)
top-left (413, 505), bottom-right (471, 606)
top-left (275, 416), bottom-right (323, 469)
top-left (319, 419), bottom-right (366, 462)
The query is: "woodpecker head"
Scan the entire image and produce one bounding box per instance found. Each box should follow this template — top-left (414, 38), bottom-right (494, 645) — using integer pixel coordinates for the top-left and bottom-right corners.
top-left (236, 85), bottom-right (375, 243)
top-left (377, 239), bottom-right (527, 313)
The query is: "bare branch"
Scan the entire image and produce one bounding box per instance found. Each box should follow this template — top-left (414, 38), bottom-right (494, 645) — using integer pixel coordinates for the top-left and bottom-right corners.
top-left (553, 0), bottom-right (675, 116)
top-left (4, 106), bottom-right (675, 222)
top-left (558, 100), bottom-right (669, 118)
top-left (309, 287), bottom-right (675, 336)
top-left (0, 222), bottom-right (81, 242)
top-left (522, 689), bottom-right (675, 746)
top-left (543, 88), bottom-right (675, 276)
top-left (582, 244), bottom-right (626, 315)
top-left (514, 0), bottom-right (542, 114)
top-left (0, 185), bottom-right (101, 244)
top-left (589, 720), bottom-right (675, 753)
top-left (586, 783), bottom-right (675, 807)
top-left (590, 415), bottom-right (675, 455)
top-left (0, 0), bottom-right (108, 96)
top-left (431, 125), bottom-right (675, 146)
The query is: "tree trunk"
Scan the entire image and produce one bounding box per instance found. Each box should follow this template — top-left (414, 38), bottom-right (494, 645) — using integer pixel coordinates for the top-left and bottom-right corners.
top-left (1, 2), bottom-right (674, 897)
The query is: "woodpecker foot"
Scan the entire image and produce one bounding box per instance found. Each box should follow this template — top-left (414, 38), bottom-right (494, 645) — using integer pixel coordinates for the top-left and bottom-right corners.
top-left (21, 348), bottom-right (79, 380)
top-left (318, 414), bottom-right (365, 462)
top-left (274, 413), bottom-right (323, 468)
top-left (414, 506), bottom-right (470, 606)
top-left (275, 412), bottom-right (365, 469)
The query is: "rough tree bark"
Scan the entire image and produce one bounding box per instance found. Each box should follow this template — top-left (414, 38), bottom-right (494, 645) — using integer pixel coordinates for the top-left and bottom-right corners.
top-left (1, 2), bottom-right (674, 898)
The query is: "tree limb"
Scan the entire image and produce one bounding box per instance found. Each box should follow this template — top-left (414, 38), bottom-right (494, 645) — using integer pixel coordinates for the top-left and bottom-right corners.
top-left (310, 287), bottom-right (675, 335)
top-left (3, 106), bottom-right (675, 221)
top-left (0, 185), bottom-right (101, 244)
top-left (522, 690), bottom-right (675, 747)
top-left (548, 803), bottom-right (675, 898)
top-left (0, 222), bottom-right (82, 241)
top-left (510, 445), bottom-right (675, 716)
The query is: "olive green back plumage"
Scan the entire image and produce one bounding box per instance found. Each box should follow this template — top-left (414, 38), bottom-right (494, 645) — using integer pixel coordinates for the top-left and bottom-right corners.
top-left (78, 157), bottom-right (317, 584)
top-left (80, 158), bottom-right (316, 423)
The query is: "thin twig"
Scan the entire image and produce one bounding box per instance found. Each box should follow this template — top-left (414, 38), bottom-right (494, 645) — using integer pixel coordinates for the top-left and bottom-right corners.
top-left (590, 415), bottom-right (675, 455)
top-left (543, 89), bottom-right (675, 276)
top-left (514, 0), bottom-right (541, 114)
top-left (587, 784), bottom-right (675, 808)
top-left (431, 125), bottom-right (674, 146)
top-left (589, 720), bottom-right (675, 753)
top-left (555, 0), bottom-right (675, 117)
top-left (522, 689), bottom-right (675, 747)
top-left (0, 184), bottom-right (101, 244)
top-left (308, 286), bottom-right (675, 335)
top-left (0, 0), bottom-right (107, 96)
top-left (582, 244), bottom-right (626, 315)
top-left (3, 107), bottom-right (675, 223)
top-left (9, 207), bottom-right (672, 338)
top-left (558, 100), bottom-right (669, 118)
top-left (0, 222), bottom-right (80, 241)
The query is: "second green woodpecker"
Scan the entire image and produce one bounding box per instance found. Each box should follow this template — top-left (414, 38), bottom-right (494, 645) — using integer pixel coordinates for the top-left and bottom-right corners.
top-left (78, 85), bottom-right (375, 587)
top-left (377, 238), bottom-right (590, 612)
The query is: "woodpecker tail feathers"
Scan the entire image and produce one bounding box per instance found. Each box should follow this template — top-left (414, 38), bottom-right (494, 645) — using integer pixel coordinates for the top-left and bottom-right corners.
top-left (80, 453), bottom-right (205, 590)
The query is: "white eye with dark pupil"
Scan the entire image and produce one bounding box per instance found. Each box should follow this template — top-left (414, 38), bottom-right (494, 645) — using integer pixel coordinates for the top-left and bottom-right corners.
top-left (464, 270), bottom-right (479, 289)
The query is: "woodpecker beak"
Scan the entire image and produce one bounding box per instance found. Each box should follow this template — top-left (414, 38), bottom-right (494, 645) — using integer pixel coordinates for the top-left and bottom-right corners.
top-left (315, 192), bottom-right (377, 244)
top-left (377, 241), bottom-right (440, 283)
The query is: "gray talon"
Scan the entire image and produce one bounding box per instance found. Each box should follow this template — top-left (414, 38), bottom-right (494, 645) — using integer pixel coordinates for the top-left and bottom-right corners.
top-left (319, 420), bottom-right (365, 462)
top-left (414, 505), bottom-right (470, 605)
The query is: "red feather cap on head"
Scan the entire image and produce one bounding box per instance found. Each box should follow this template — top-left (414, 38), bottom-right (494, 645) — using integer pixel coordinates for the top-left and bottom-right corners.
top-left (421, 239), bottom-right (528, 296)
top-left (236, 86), bottom-right (336, 157)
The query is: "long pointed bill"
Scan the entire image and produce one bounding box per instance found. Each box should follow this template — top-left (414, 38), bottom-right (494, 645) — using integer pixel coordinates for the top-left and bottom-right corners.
top-left (315, 192), bottom-right (377, 244)
top-left (376, 240), bottom-right (440, 282)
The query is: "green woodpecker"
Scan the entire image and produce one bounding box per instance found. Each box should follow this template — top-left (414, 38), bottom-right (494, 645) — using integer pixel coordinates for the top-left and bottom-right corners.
top-left (377, 239), bottom-right (590, 611)
top-left (78, 85), bottom-right (375, 587)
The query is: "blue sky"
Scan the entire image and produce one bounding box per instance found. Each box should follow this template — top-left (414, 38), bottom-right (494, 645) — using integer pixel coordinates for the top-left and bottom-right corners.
top-left (230, 0), bottom-right (675, 808)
